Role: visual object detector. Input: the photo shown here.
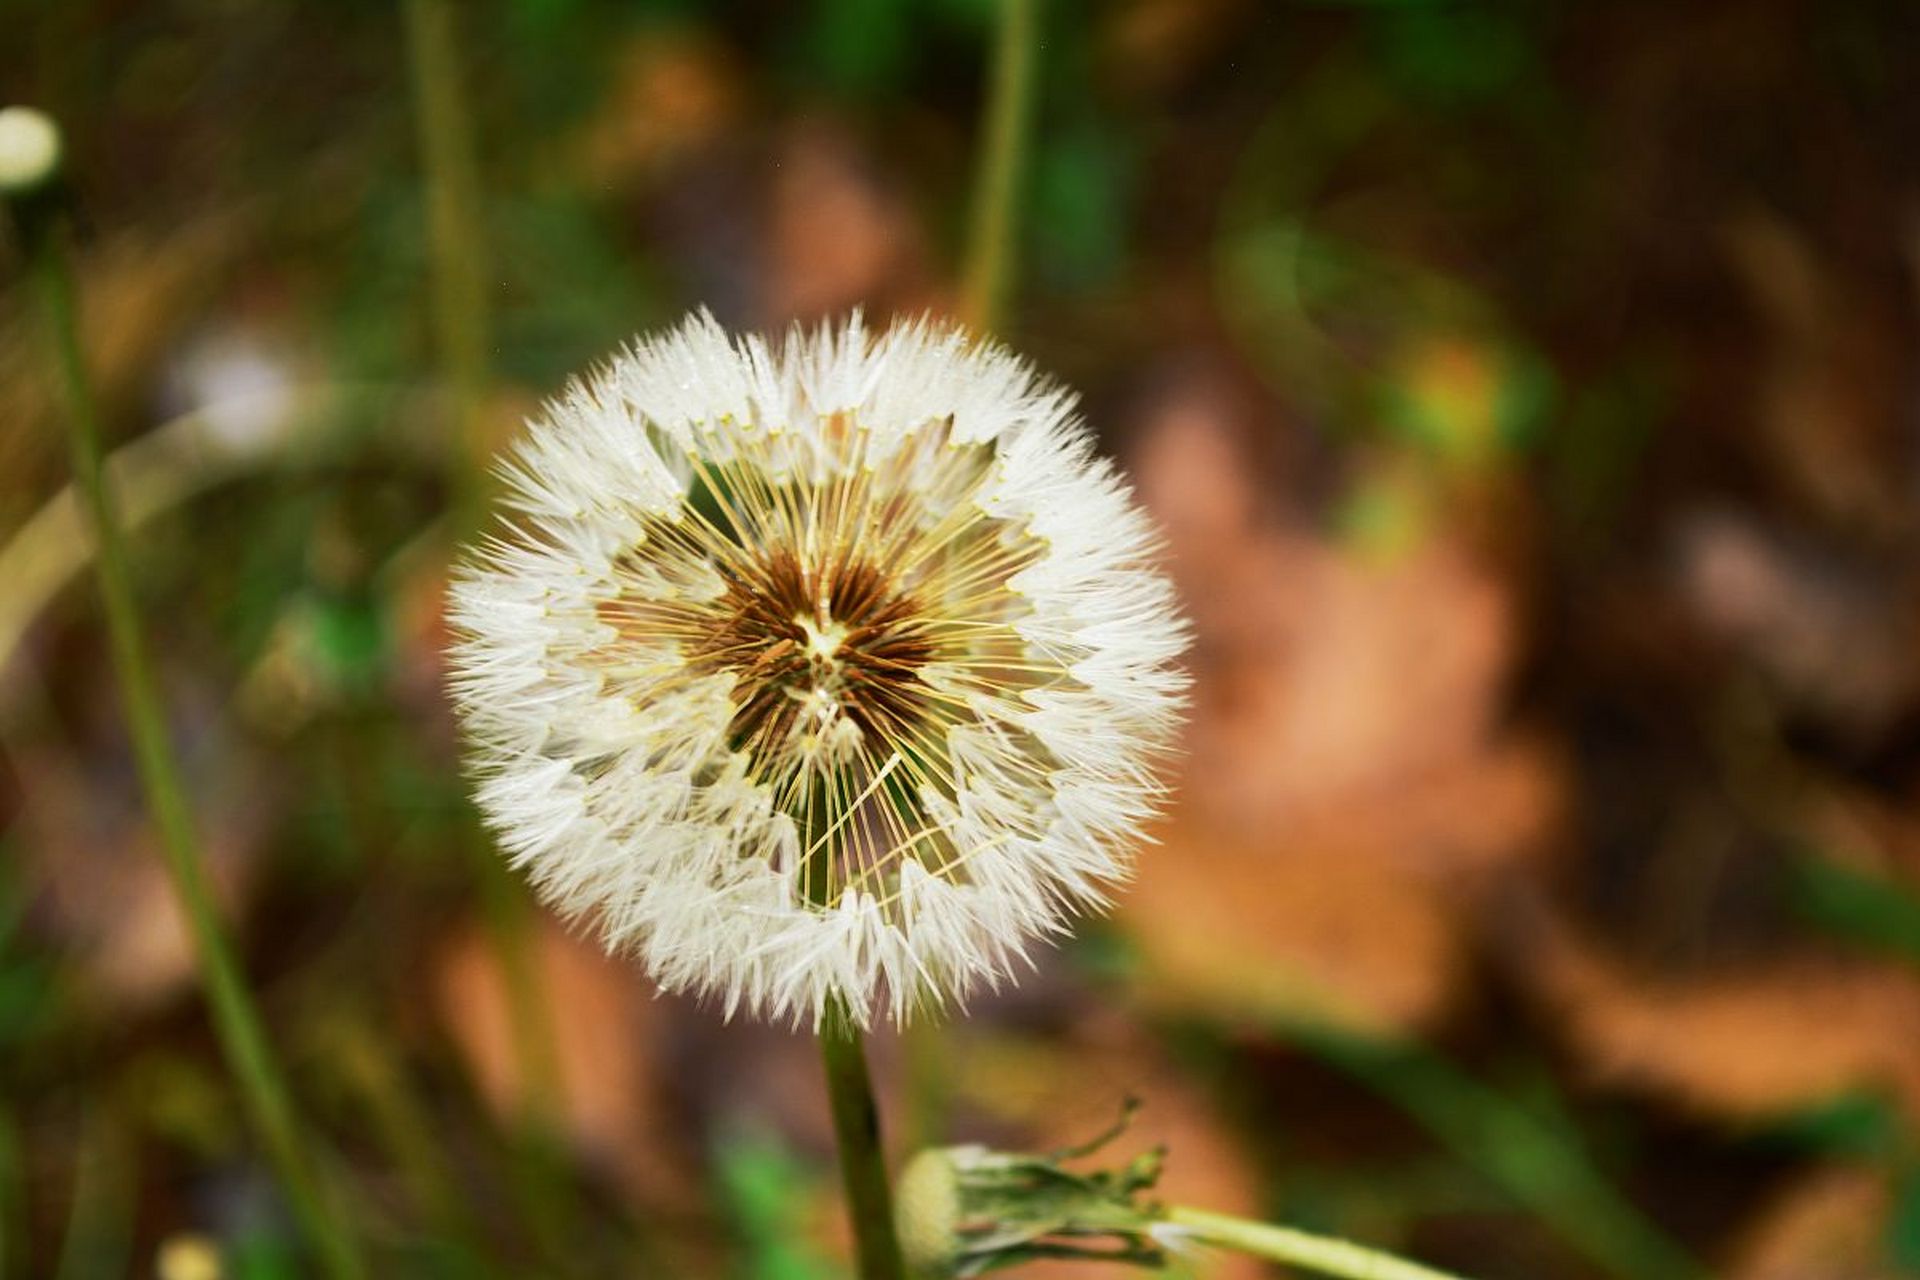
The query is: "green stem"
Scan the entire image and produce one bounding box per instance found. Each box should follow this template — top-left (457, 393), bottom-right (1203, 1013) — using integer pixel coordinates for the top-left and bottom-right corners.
top-left (403, 0), bottom-right (492, 535)
top-left (821, 1002), bottom-right (906, 1280)
top-left (1162, 1205), bottom-right (1471, 1280)
top-left (958, 0), bottom-right (1041, 333)
top-left (31, 222), bottom-right (366, 1280)
top-left (906, 0), bottom-right (1045, 1163)
top-left (402, 13), bottom-right (584, 1269)
top-left (402, 0), bottom-right (567, 1138)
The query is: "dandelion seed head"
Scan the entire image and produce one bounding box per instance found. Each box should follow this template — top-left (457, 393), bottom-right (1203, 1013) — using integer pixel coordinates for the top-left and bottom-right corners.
top-left (449, 312), bottom-right (1188, 1027)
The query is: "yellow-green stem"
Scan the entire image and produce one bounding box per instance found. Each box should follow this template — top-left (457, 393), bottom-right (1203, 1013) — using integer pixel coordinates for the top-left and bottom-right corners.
top-left (908, 0), bottom-right (1047, 1160)
top-left (821, 1004), bottom-right (906, 1280)
top-left (1163, 1205), bottom-right (1473, 1280)
top-left (958, 0), bottom-right (1041, 333)
top-left (403, 0), bottom-right (492, 532)
top-left (402, 0), bottom-right (568, 1150)
top-left (31, 221), bottom-right (366, 1280)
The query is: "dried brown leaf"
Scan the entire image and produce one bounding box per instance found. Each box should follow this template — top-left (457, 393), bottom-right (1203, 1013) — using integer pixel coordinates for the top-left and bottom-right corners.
top-left (1726, 1166), bottom-right (1897, 1280)
top-left (1521, 905), bottom-right (1920, 1121)
top-left (433, 915), bottom-right (689, 1206)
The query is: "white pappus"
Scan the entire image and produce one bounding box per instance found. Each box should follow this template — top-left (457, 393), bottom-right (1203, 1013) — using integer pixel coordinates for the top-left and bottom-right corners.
top-left (447, 311), bottom-right (1188, 1029)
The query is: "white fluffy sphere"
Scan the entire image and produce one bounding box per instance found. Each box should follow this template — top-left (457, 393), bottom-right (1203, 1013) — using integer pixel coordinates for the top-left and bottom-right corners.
top-left (448, 313), bottom-right (1187, 1027)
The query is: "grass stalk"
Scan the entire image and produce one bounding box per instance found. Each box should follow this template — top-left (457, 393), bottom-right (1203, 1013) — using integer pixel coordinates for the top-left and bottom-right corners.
top-left (904, 0), bottom-right (1049, 1160)
top-left (400, 11), bottom-right (583, 1269)
top-left (29, 217), bottom-right (366, 1280)
top-left (403, 0), bottom-right (492, 530)
top-left (401, 0), bottom-right (567, 1132)
top-left (958, 0), bottom-right (1041, 333)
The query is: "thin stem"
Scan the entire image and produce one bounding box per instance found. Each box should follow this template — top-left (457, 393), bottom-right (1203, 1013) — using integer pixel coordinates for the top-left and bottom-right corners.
top-left (906, 0), bottom-right (1045, 1161)
top-left (1162, 1205), bottom-right (1472, 1280)
top-left (820, 1001), bottom-right (906, 1280)
top-left (402, 0), bottom-right (569, 1149)
top-left (958, 0), bottom-right (1041, 333)
top-left (31, 221), bottom-right (366, 1280)
top-left (403, 0), bottom-right (492, 534)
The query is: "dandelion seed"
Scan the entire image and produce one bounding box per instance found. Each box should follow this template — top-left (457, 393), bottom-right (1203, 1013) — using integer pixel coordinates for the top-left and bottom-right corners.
top-left (448, 312), bottom-right (1188, 1027)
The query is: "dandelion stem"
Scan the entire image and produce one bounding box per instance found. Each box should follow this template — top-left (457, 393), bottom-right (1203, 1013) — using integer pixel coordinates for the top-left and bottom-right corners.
top-left (28, 215), bottom-right (366, 1280)
top-left (820, 1001), bottom-right (906, 1280)
top-left (958, 0), bottom-right (1041, 333)
top-left (1162, 1205), bottom-right (1473, 1280)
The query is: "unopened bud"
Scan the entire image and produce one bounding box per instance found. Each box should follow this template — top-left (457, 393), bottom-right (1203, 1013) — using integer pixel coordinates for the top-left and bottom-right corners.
top-left (895, 1148), bottom-right (964, 1276)
top-left (0, 106), bottom-right (61, 196)
top-left (892, 1103), bottom-right (1169, 1276)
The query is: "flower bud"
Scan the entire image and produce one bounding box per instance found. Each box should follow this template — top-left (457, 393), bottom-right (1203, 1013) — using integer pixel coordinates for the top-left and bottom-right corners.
top-left (892, 1109), bottom-right (1170, 1276)
top-left (0, 106), bottom-right (61, 196)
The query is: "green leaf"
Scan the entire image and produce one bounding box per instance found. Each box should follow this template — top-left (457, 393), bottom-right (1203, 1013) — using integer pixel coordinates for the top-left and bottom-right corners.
top-left (1762, 1093), bottom-right (1901, 1161)
top-left (1791, 856), bottom-right (1920, 968)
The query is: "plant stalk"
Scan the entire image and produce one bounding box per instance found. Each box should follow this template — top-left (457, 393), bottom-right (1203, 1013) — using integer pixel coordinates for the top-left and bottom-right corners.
top-left (958, 0), bottom-right (1041, 333)
top-left (402, 0), bottom-right (568, 1138)
top-left (403, 0), bottom-right (492, 532)
top-left (1162, 1204), bottom-right (1471, 1280)
top-left (31, 220), bottom-right (366, 1280)
top-left (821, 1001), bottom-right (906, 1280)
top-left (906, 0), bottom-right (1046, 1160)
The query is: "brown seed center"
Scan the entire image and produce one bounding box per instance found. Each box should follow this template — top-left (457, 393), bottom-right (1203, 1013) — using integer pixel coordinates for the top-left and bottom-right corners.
top-left (688, 547), bottom-right (935, 764)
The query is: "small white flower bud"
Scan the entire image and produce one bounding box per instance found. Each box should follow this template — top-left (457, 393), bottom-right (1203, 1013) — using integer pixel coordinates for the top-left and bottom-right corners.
top-left (890, 1115), bottom-right (1171, 1275)
top-left (894, 1149), bottom-right (963, 1277)
top-left (0, 106), bottom-right (61, 195)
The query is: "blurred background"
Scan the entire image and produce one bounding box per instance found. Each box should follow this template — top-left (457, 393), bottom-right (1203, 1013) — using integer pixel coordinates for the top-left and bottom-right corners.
top-left (6, 0), bottom-right (1920, 1276)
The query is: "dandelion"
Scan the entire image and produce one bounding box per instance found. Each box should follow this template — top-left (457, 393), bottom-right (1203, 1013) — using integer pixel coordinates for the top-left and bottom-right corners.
top-left (448, 312), bottom-right (1187, 1028)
